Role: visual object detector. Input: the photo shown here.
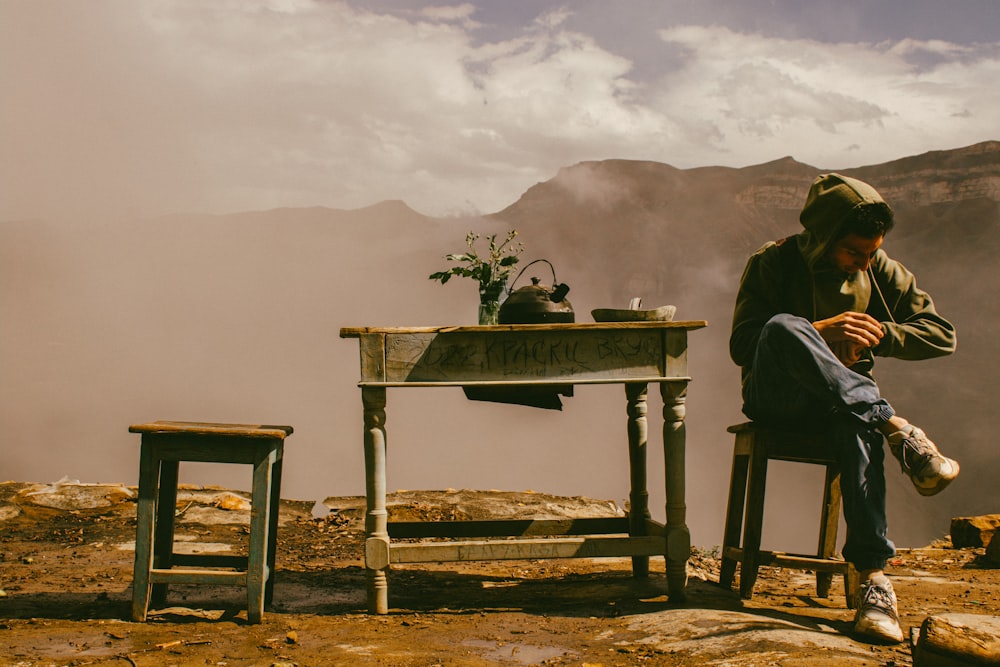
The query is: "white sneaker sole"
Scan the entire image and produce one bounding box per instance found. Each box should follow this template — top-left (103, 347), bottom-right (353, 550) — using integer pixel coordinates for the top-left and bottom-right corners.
top-left (855, 614), bottom-right (904, 644)
top-left (912, 458), bottom-right (960, 496)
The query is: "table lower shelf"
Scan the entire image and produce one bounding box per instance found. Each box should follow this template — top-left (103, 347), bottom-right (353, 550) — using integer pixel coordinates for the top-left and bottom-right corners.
top-left (369, 516), bottom-right (669, 565)
top-left (389, 535), bottom-right (666, 564)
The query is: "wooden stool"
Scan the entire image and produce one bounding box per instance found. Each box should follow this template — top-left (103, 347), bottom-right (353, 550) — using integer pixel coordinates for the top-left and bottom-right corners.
top-left (129, 421), bottom-right (293, 623)
top-left (719, 422), bottom-right (860, 608)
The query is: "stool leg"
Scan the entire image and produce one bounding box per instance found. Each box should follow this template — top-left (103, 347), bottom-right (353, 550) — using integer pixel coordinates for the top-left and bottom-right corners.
top-left (720, 448), bottom-right (750, 590)
top-left (131, 441), bottom-right (159, 622)
top-left (845, 564), bottom-right (860, 609)
top-left (264, 446), bottom-right (284, 606)
top-left (815, 465), bottom-right (842, 599)
top-left (151, 460), bottom-right (179, 607)
top-left (247, 446), bottom-right (277, 624)
top-left (740, 437), bottom-right (768, 600)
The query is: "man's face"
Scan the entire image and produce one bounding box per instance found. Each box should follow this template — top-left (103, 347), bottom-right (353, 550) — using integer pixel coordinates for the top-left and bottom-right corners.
top-left (825, 232), bottom-right (884, 274)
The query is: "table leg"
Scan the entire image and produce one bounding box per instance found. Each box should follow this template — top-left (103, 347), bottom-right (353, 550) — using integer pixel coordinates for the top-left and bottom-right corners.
top-left (661, 381), bottom-right (690, 601)
top-left (625, 383), bottom-right (650, 578)
top-left (363, 386), bottom-right (390, 614)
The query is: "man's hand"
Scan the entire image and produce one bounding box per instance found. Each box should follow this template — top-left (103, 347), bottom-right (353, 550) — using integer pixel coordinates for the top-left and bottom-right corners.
top-left (830, 340), bottom-right (864, 366)
top-left (813, 311), bottom-right (883, 366)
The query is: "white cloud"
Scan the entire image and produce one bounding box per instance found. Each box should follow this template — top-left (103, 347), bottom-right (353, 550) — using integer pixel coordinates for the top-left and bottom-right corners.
top-left (420, 3), bottom-right (479, 26)
top-left (1, 3), bottom-right (998, 221)
top-left (651, 25), bottom-right (1000, 167)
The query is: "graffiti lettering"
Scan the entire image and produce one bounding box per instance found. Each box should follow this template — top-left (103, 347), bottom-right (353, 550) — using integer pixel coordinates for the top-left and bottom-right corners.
top-left (400, 330), bottom-right (664, 382)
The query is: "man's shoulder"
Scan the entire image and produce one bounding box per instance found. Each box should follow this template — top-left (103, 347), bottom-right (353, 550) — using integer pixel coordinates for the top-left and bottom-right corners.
top-left (747, 234), bottom-right (801, 267)
top-left (868, 248), bottom-right (917, 287)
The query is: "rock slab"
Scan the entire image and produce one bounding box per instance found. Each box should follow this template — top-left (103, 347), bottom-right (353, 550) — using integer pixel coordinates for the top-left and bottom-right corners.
top-left (988, 535), bottom-right (1000, 566)
top-left (950, 515), bottom-right (1000, 548)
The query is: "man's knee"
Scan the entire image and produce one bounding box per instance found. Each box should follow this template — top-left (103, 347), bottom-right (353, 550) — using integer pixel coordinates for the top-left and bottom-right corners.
top-left (759, 313), bottom-right (813, 349)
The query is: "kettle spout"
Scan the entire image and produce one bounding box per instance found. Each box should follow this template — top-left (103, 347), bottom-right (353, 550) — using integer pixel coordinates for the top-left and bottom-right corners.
top-left (551, 283), bottom-right (570, 303)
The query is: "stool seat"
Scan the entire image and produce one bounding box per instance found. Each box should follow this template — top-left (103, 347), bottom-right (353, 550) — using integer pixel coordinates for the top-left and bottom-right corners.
top-left (129, 421), bottom-right (293, 624)
top-left (719, 422), bottom-right (860, 608)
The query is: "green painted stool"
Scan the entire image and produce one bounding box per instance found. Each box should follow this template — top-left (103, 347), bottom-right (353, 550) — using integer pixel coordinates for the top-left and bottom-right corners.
top-left (129, 421), bottom-right (293, 623)
top-left (719, 422), bottom-right (860, 608)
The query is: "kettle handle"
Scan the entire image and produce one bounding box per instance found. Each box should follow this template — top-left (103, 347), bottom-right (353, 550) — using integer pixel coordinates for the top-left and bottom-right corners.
top-left (507, 259), bottom-right (570, 303)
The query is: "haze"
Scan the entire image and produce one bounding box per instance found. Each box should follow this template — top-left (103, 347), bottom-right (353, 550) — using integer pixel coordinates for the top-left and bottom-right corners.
top-left (3, 2), bottom-right (999, 552)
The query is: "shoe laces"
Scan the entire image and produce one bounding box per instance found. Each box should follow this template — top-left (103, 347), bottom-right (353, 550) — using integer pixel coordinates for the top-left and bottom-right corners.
top-left (859, 581), bottom-right (898, 621)
top-left (896, 429), bottom-right (937, 475)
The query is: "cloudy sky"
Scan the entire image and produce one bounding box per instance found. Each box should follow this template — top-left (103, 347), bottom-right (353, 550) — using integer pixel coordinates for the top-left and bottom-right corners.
top-left (2, 0), bottom-right (999, 221)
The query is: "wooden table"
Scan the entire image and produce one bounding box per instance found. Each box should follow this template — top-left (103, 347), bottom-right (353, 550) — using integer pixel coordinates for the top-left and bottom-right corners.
top-left (340, 321), bottom-right (706, 614)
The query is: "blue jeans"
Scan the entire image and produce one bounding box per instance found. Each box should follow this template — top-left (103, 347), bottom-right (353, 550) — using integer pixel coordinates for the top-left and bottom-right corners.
top-left (742, 314), bottom-right (896, 571)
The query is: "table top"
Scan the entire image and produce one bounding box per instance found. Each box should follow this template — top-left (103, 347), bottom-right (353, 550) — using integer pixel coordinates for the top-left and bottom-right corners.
top-left (341, 321), bottom-right (707, 387)
top-left (340, 321), bottom-right (708, 337)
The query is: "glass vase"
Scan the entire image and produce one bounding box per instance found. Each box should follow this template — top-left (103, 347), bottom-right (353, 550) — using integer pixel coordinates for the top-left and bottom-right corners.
top-left (478, 300), bottom-right (500, 325)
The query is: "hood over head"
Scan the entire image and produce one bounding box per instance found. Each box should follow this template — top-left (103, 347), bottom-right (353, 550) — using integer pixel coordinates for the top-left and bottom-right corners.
top-left (796, 173), bottom-right (892, 269)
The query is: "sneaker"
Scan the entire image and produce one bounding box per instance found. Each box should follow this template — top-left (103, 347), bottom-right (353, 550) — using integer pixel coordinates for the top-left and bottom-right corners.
top-left (853, 575), bottom-right (904, 644)
top-left (887, 425), bottom-right (959, 496)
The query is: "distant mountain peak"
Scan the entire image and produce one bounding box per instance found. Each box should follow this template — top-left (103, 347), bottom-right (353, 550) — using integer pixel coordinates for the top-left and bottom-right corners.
top-left (357, 199), bottom-right (422, 216)
top-left (559, 158), bottom-right (681, 174)
top-left (746, 155), bottom-right (814, 171)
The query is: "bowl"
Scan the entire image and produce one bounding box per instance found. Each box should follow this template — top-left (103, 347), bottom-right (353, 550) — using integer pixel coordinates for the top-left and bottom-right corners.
top-left (591, 305), bottom-right (676, 322)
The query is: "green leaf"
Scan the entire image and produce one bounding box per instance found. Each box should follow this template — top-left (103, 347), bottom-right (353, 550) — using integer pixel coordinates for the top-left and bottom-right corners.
top-left (430, 228), bottom-right (522, 294)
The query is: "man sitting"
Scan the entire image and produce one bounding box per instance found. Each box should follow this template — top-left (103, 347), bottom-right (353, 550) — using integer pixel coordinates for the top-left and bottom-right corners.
top-left (729, 173), bottom-right (960, 643)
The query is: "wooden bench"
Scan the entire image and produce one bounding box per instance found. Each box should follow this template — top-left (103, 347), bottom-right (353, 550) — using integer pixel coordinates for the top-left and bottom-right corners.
top-left (719, 422), bottom-right (859, 608)
top-left (129, 421), bottom-right (293, 623)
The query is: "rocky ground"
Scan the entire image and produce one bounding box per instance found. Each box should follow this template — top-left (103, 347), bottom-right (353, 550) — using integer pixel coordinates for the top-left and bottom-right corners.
top-left (1, 480), bottom-right (998, 667)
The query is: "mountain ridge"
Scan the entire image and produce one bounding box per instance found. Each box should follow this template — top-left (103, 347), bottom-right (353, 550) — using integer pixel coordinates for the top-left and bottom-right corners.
top-left (2, 140), bottom-right (998, 551)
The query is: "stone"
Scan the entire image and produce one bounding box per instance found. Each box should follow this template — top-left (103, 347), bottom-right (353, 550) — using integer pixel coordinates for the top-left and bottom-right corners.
top-left (0, 503), bottom-right (20, 521)
top-left (18, 480), bottom-right (134, 510)
top-left (987, 534), bottom-right (1000, 566)
top-left (950, 515), bottom-right (1000, 549)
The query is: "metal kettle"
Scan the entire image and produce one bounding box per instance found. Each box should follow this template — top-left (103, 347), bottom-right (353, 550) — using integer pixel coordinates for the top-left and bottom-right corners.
top-left (498, 259), bottom-right (574, 324)
top-left (465, 259), bottom-right (574, 409)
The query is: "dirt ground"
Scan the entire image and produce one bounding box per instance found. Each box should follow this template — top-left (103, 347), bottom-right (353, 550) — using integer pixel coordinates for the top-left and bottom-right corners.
top-left (1, 481), bottom-right (998, 667)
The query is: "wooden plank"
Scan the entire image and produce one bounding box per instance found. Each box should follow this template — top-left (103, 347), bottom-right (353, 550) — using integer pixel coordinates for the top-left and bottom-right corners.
top-left (129, 421), bottom-right (293, 439)
top-left (376, 328), bottom-right (683, 384)
top-left (144, 438), bottom-right (280, 465)
top-left (357, 377), bottom-right (691, 388)
top-left (766, 553), bottom-right (852, 572)
top-left (149, 569), bottom-right (249, 585)
top-left (643, 518), bottom-right (667, 537)
top-left (728, 423), bottom-right (841, 462)
top-left (722, 546), bottom-right (852, 573)
top-left (913, 613), bottom-right (1000, 666)
top-left (663, 330), bottom-right (690, 379)
top-left (341, 321), bottom-right (708, 337)
top-left (389, 536), bottom-right (666, 563)
top-left (387, 517), bottom-right (630, 539)
top-left (359, 333), bottom-right (386, 383)
top-left (170, 554), bottom-right (249, 569)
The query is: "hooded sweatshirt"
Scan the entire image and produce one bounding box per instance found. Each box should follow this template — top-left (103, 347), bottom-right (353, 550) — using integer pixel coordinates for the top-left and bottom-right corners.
top-left (730, 173), bottom-right (956, 382)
